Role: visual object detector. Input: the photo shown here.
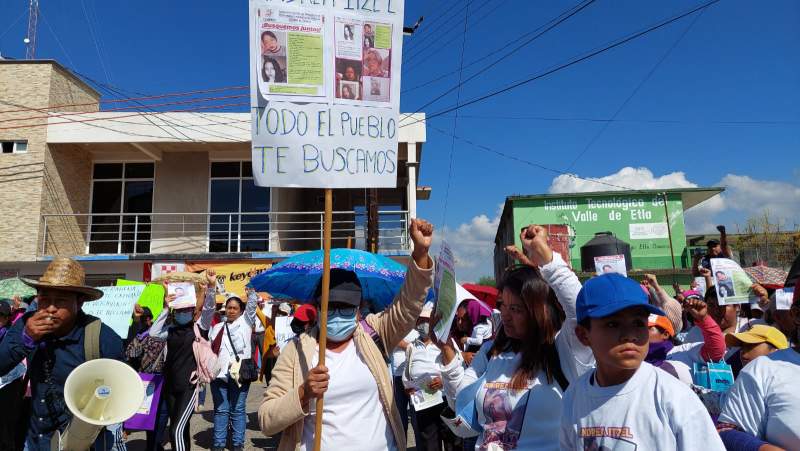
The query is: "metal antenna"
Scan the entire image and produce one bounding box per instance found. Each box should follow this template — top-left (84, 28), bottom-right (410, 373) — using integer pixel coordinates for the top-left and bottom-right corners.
top-left (25, 0), bottom-right (39, 59)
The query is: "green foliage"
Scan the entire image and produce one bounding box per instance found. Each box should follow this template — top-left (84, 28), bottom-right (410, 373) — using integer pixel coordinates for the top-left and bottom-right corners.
top-left (476, 276), bottom-right (496, 287)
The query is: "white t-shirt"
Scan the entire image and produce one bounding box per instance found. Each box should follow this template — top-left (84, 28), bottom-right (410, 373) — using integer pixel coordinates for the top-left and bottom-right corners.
top-left (390, 330), bottom-right (418, 376)
top-left (719, 348), bottom-right (800, 450)
top-left (301, 341), bottom-right (396, 451)
top-left (560, 362), bottom-right (725, 451)
top-left (465, 321), bottom-right (493, 348)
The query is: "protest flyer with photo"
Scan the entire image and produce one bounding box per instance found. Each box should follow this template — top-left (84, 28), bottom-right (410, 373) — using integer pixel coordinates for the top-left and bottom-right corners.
top-left (710, 258), bottom-right (753, 305)
top-left (249, 0), bottom-right (406, 189)
top-left (253, 6), bottom-right (325, 103)
top-left (433, 242), bottom-right (458, 342)
top-left (168, 282), bottom-right (197, 309)
top-left (594, 255), bottom-right (627, 277)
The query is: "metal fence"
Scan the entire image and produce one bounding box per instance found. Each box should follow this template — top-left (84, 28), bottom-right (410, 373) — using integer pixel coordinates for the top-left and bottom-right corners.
top-left (40, 210), bottom-right (410, 256)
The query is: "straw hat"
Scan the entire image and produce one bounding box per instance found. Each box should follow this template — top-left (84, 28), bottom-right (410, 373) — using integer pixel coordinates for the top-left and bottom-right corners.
top-left (23, 257), bottom-right (103, 301)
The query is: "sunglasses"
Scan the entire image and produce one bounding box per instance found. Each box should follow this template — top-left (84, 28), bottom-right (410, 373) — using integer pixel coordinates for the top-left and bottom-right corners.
top-left (327, 306), bottom-right (357, 317)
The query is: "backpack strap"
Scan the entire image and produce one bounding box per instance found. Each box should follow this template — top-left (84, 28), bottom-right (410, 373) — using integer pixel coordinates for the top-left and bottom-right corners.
top-left (359, 318), bottom-right (389, 363)
top-left (548, 347), bottom-right (569, 392)
top-left (84, 319), bottom-right (102, 361)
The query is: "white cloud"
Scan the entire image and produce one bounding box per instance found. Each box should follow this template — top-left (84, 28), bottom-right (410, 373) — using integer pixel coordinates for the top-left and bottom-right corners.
top-left (443, 168), bottom-right (800, 281)
top-left (435, 205), bottom-right (502, 283)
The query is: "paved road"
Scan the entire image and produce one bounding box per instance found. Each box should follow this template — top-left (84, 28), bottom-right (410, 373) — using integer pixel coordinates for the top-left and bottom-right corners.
top-left (126, 383), bottom-right (416, 450)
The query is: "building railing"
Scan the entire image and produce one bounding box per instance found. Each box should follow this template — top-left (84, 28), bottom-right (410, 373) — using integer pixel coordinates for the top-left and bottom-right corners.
top-left (39, 210), bottom-right (410, 256)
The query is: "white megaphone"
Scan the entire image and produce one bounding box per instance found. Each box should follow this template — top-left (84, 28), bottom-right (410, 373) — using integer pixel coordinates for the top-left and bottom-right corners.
top-left (52, 358), bottom-right (145, 451)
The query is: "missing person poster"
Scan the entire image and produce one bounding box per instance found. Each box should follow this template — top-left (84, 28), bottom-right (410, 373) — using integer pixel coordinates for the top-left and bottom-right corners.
top-left (433, 242), bottom-right (458, 342)
top-left (709, 258), bottom-right (753, 305)
top-left (249, 0), bottom-right (405, 188)
top-left (594, 255), bottom-right (627, 277)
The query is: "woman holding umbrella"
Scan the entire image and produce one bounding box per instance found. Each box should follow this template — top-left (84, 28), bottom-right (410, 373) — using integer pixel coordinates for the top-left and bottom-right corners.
top-left (259, 218), bottom-right (435, 451)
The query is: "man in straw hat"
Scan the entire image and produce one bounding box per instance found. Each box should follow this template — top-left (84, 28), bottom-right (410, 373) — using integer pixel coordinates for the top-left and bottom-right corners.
top-left (0, 257), bottom-right (123, 450)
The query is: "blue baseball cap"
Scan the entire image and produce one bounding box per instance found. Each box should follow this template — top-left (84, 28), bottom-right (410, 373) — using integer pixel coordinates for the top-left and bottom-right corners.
top-left (576, 273), bottom-right (665, 322)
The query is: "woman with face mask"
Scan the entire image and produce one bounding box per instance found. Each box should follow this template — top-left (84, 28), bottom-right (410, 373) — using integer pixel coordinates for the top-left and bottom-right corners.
top-left (402, 305), bottom-right (454, 451)
top-left (259, 219), bottom-right (435, 451)
top-left (206, 293), bottom-right (258, 451)
top-left (150, 270), bottom-right (219, 451)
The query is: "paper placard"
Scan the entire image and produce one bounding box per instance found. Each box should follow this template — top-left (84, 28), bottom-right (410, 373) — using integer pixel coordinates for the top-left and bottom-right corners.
top-left (709, 258), bottom-right (753, 305)
top-left (249, 0), bottom-right (406, 188)
top-left (433, 242), bottom-right (458, 342)
top-left (776, 288), bottom-right (794, 311)
top-left (81, 285), bottom-right (146, 338)
top-left (594, 255), bottom-right (627, 277)
top-left (124, 373), bottom-right (164, 431)
top-left (168, 282), bottom-right (196, 309)
top-left (274, 315), bottom-right (295, 350)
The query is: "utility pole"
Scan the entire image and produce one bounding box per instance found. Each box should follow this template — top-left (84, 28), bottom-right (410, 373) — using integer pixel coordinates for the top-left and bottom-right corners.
top-left (25, 0), bottom-right (39, 59)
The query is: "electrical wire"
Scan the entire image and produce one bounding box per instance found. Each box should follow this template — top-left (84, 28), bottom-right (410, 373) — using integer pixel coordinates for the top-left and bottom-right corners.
top-left (564, 7), bottom-right (707, 171)
top-left (441, 2), bottom-right (471, 229)
top-left (403, 0), bottom-right (478, 56)
top-left (79, 0), bottom-right (112, 84)
top-left (0, 85), bottom-right (248, 114)
top-left (40, 11), bottom-right (77, 70)
top-left (398, 0), bottom-right (721, 130)
top-left (0, 101), bottom-right (250, 131)
top-left (404, 0), bottom-right (503, 67)
top-left (411, 0), bottom-right (596, 115)
top-left (0, 9), bottom-right (27, 41)
top-left (402, 0), bottom-right (591, 95)
top-left (0, 94), bottom-right (249, 124)
top-left (428, 124), bottom-right (644, 193)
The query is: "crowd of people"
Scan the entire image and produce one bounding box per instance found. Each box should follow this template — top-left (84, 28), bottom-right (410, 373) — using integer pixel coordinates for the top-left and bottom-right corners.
top-left (0, 219), bottom-right (797, 450)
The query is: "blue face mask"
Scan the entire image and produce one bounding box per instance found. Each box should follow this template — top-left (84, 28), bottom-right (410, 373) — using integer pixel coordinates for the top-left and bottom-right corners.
top-left (326, 310), bottom-right (357, 342)
top-left (174, 311), bottom-right (193, 325)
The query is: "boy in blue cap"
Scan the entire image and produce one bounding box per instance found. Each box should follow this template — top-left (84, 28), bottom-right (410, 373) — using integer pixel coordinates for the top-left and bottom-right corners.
top-left (559, 272), bottom-right (725, 450)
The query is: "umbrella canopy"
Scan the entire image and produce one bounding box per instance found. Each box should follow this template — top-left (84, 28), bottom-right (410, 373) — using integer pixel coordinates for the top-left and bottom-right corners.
top-left (456, 284), bottom-right (493, 316)
top-left (248, 248), bottom-right (407, 310)
top-left (744, 265), bottom-right (789, 289)
top-left (461, 283), bottom-right (499, 308)
top-left (0, 277), bottom-right (37, 301)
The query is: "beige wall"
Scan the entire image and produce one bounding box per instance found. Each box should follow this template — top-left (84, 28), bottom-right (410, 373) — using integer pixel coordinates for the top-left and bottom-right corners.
top-left (150, 151), bottom-right (210, 253)
top-left (0, 62), bottom-right (100, 261)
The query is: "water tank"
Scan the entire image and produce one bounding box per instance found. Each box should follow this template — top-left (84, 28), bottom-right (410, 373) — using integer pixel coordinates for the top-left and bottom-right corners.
top-left (580, 232), bottom-right (633, 273)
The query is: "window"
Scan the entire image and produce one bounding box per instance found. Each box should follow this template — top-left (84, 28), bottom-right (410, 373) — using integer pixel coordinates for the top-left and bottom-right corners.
top-left (209, 162), bottom-right (270, 252)
top-left (89, 163), bottom-right (154, 254)
top-left (1, 141), bottom-right (28, 154)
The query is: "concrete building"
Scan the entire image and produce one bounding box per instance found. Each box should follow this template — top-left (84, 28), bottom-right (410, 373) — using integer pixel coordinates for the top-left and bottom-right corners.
top-left (494, 188), bottom-right (723, 281)
top-left (0, 60), bottom-right (429, 287)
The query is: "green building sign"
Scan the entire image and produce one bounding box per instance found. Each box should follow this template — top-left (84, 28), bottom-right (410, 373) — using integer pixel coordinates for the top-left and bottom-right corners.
top-left (495, 188), bottom-right (723, 272)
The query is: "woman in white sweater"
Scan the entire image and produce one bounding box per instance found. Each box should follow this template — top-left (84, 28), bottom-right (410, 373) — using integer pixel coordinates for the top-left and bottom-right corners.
top-left (208, 291), bottom-right (258, 451)
top-left (438, 226), bottom-right (593, 450)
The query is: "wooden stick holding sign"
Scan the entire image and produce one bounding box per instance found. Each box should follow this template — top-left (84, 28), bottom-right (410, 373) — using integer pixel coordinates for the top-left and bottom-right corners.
top-left (314, 188), bottom-right (333, 451)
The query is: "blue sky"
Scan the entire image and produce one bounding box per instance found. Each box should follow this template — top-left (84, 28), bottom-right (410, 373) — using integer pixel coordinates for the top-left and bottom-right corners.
top-left (1, 0), bottom-right (798, 280)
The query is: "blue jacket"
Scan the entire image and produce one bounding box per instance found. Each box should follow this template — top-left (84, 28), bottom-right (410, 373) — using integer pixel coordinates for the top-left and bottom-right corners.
top-left (0, 310), bottom-right (123, 451)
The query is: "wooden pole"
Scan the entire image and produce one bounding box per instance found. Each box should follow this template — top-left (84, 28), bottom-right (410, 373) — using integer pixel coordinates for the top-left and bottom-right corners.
top-left (314, 188), bottom-right (333, 451)
top-left (662, 192), bottom-right (678, 284)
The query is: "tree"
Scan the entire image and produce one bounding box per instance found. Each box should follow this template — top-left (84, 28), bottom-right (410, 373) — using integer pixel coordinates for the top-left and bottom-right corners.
top-left (735, 210), bottom-right (799, 268)
top-left (476, 276), bottom-right (496, 287)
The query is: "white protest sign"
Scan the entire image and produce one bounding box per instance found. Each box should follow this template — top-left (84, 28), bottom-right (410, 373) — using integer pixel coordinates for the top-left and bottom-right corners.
top-left (275, 315), bottom-right (295, 350)
top-left (709, 258), bottom-right (752, 305)
top-left (775, 288), bottom-right (794, 311)
top-left (594, 255), bottom-right (627, 277)
top-left (249, 0), bottom-right (405, 188)
top-left (167, 282), bottom-right (196, 310)
top-left (82, 285), bottom-right (146, 338)
top-left (433, 242), bottom-right (457, 342)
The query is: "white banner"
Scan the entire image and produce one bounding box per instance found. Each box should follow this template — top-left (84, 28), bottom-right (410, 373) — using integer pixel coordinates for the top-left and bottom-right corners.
top-left (249, 0), bottom-right (405, 188)
top-left (82, 285), bottom-right (146, 339)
